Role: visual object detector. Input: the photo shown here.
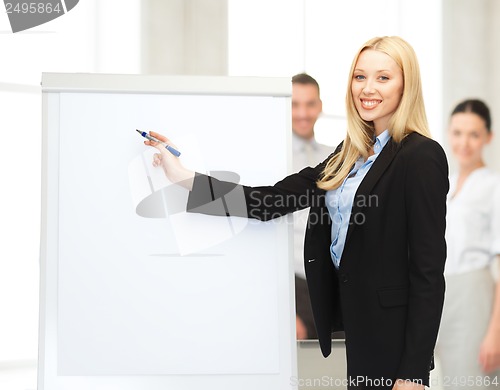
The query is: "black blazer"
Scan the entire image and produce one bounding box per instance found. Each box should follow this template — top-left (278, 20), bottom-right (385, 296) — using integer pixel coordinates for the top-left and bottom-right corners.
top-left (187, 132), bottom-right (449, 387)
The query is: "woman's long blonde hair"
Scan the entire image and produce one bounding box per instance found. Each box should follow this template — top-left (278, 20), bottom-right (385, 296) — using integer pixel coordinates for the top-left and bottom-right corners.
top-left (317, 36), bottom-right (430, 191)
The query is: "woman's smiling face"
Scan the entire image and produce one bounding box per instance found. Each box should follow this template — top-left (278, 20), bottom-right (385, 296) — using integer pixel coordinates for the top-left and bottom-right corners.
top-left (351, 49), bottom-right (404, 135)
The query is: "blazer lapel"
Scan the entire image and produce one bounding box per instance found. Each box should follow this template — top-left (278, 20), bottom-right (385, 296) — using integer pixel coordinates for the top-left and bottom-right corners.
top-left (344, 138), bottom-right (402, 248)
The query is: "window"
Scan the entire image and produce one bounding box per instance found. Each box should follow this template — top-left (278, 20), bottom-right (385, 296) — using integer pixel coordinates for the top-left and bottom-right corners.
top-left (228, 0), bottom-right (443, 146)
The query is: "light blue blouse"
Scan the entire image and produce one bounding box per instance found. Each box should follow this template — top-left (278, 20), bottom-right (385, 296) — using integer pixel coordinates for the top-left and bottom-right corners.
top-left (325, 129), bottom-right (391, 269)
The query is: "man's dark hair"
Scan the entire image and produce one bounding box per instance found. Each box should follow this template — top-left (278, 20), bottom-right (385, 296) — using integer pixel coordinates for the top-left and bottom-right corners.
top-left (292, 73), bottom-right (320, 95)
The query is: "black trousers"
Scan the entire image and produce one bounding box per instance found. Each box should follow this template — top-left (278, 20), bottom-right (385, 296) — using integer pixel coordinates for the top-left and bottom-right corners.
top-left (295, 275), bottom-right (317, 339)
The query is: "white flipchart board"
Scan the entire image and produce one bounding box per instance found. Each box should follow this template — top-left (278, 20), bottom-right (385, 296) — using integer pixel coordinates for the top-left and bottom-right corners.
top-left (39, 74), bottom-right (296, 390)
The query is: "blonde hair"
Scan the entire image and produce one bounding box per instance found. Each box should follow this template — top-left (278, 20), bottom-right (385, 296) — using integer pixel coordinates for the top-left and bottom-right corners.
top-left (317, 36), bottom-right (430, 190)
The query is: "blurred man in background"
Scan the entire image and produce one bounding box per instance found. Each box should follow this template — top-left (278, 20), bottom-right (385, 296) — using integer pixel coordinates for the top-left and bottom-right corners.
top-left (291, 73), bottom-right (331, 339)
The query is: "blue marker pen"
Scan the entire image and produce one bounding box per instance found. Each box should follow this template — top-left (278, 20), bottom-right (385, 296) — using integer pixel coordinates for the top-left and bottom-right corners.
top-left (136, 129), bottom-right (181, 157)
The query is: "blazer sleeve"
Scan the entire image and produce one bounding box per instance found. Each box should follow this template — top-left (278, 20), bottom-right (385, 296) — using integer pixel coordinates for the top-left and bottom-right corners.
top-left (187, 157), bottom-right (332, 220)
top-left (396, 138), bottom-right (449, 383)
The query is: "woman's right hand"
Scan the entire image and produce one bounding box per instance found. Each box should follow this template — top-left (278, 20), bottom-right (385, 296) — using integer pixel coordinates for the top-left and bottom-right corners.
top-left (145, 131), bottom-right (195, 190)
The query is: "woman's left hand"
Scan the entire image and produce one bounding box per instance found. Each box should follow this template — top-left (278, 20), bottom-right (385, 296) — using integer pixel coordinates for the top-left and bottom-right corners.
top-left (479, 329), bottom-right (500, 373)
top-left (392, 379), bottom-right (424, 390)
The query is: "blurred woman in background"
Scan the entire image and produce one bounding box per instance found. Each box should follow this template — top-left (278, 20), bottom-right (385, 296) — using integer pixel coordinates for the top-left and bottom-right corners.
top-left (437, 99), bottom-right (500, 388)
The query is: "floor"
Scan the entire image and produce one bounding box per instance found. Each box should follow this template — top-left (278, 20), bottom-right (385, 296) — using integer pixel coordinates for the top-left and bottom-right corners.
top-left (0, 346), bottom-right (445, 390)
top-left (297, 339), bottom-right (444, 389)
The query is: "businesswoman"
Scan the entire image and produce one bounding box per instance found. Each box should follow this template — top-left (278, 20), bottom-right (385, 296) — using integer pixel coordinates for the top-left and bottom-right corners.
top-left (146, 36), bottom-right (448, 389)
top-left (436, 99), bottom-right (500, 387)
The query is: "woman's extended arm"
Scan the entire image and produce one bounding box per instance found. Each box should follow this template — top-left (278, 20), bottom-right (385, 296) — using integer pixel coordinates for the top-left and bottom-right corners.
top-left (148, 131), bottom-right (336, 221)
top-left (186, 166), bottom-right (327, 221)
